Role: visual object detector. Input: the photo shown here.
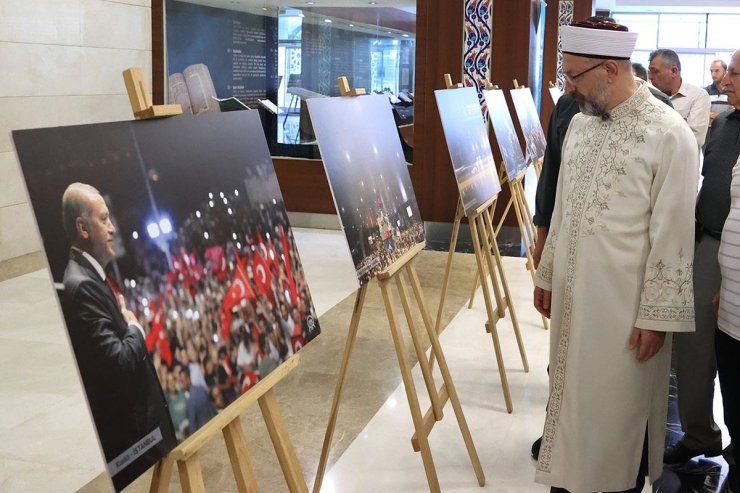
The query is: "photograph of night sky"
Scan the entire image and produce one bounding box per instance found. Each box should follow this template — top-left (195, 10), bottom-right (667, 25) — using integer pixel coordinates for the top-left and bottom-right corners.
top-left (307, 94), bottom-right (424, 285)
top-left (435, 86), bottom-right (502, 216)
top-left (484, 88), bottom-right (529, 182)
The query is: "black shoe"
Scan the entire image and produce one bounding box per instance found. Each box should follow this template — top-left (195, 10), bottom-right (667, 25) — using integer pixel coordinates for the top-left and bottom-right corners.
top-left (664, 441), bottom-right (722, 464)
top-left (531, 436), bottom-right (542, 461)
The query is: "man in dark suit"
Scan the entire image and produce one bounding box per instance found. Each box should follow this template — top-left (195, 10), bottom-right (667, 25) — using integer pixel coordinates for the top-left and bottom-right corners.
top-left (60, 182), bottom-right (176, 492)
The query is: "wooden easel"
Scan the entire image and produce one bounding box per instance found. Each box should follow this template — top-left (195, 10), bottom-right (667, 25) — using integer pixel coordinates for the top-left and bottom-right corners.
top-left (465, 80), bottom-right (548, 330)
top-left (148, 356), bottom-right (308, 493)
top-left (512, 79), bottom-right (543, 178)
top-left (432, 75), bottom-right (529, 414)
top-left (123, 67), bottom-right (182, 120)
top-left (122, 69), bottom-right (309, 493)
top-left (312, 79), bottom-right (485, 493)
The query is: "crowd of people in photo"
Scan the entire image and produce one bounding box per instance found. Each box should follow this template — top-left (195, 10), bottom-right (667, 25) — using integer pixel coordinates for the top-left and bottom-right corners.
top-left (351, 207), bottom-right (425, 284)
top-left (119, 191), bottom-right (319, 441)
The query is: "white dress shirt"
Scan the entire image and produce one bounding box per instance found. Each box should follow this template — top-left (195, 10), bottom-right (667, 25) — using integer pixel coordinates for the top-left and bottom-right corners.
top-left (669, 79), bottom-right (711, 147)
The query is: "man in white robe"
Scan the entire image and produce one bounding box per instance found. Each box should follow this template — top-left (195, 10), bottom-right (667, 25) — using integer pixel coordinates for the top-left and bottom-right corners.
top-left (534, 18), bottom-right (697, 493)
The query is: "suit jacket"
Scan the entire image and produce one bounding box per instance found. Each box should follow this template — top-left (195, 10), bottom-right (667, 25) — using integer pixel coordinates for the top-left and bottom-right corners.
top-left (61, 251), bottom-right (176, 491)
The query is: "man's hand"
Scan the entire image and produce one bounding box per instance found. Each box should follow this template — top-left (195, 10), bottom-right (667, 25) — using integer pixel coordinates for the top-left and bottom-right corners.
top-left (534, 286), bottom-right (551, 319)
top-left (118, 294), bottom-right (138, 325)
top-left (628, 327), bottom-right (666, 362)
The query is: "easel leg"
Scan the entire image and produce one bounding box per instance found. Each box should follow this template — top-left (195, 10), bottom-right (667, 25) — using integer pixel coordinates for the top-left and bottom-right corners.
top-left (380, 279), bottom-right (441, 493)
top-left (149, 457), bottom-right (175, 493)
top-left (177, 454), bottom-right (206, 493)
top-left (470, 216), bottom-right (513, 413)
top-left (511, 181), bottom-right (549, 330)
top-left (312, 286), bottom-right (367, 493)
top-left (260, 389), bottom-right (308, 493)
top-left (483, 208), bottom-right (530, 372)
top-left (405, 265), bottom-right (486, 486)
top-left (431, 199), bottom-right (464, 368)
top-left (223, 418), bottom-right (260, 493)
top-left (396, 274), bottom-right (442, 420)
top-left (467, 270), bottom-right (480, 309)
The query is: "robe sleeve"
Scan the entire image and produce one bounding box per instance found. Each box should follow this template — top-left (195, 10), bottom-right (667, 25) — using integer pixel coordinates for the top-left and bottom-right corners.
top-left (534, 120), bottom-right (573, 292)
top-left (634, 120), bottom-right (697, 333)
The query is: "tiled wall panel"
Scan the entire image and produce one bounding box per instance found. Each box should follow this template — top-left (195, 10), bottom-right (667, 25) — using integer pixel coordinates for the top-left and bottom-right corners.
top-left (0, 0), bottom-right (152, 262)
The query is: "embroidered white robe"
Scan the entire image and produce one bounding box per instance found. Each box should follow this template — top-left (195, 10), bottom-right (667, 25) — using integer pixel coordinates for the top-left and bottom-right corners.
top-left (534, 83), bottom-right (697, 493)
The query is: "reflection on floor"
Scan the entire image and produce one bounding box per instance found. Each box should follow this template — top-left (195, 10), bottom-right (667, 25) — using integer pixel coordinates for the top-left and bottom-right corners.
top-left (0, 227), bottom-right (733, 492)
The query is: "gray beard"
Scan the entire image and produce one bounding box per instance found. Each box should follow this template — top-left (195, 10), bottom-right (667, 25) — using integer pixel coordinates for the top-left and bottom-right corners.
top-left (579, 100), bottom-right (605, 117)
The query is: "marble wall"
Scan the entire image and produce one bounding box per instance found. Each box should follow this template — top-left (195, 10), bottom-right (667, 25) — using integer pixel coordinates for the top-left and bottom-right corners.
top-left (0, 0), bottom-right (153, 262)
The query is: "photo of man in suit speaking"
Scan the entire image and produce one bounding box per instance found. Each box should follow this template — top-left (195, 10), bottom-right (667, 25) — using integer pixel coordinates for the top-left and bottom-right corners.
top-left (60, 182), bottom-right (176, 492)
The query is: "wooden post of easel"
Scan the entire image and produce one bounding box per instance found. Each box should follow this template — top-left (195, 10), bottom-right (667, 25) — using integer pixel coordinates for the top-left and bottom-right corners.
top-left (431, 75), bottom-right (529, 411)
top-left (312, 243), bottom-right (485, 493)
top-left (511, 78), bottom-right (543, 180)
top-left (123, 71), bottom-right (309, 493)
top-left (149, 356), bottom-right (308, 493)
top-left (312, 77), bottom-right (484, 493)
top-left (123, 67), bottom-right (183, 120)
top-left (465, 78), bottom-right (548, 329)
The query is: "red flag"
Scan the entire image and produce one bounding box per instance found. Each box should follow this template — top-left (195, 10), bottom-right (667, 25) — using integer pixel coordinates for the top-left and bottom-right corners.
top-left (251, 250), bottom-right (274, 300)
top-left (290, 335), bottom-right (305, 354)
top-left (223, 258), bottom-right (256, 312)
top-left (220, 308), bottom-right (232, 343)
top-left (279, 226), bottom-right (298, 303)
top-left (145, 299), bottom-right (172, 367)
top-left (240, 371), bottom-right (260, 394)
top-left (205, 245), bottom-right (227, 281)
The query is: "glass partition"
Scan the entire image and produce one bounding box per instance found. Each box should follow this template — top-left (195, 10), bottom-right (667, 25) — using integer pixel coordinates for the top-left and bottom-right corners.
top-left (164, 1), bottom-right (416, 161)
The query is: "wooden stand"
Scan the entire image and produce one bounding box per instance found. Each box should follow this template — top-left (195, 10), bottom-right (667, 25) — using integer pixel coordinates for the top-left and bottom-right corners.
top-left (123, 67), bottom-right (182, 120)
top-left (312, 242), bottom-right (485, 493)
top-left (511, 79), bottom-right (543, 178)
top-left (149, 355), bottom-right (308, 493)
top-left (474, 164), bottom-right (548, 330)
top-left (432, 75), bottom-right (529, 413)
top-left (337, 76), bottom-right (367, 97)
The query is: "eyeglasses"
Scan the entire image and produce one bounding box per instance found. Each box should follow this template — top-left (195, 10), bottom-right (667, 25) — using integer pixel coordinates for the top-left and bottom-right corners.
top-left (564, 62), bottom-right (605, 85)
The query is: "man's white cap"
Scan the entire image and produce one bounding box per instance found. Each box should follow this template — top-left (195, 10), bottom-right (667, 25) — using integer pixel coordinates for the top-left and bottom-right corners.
top-left (560, 25), bottom-right (638, 60)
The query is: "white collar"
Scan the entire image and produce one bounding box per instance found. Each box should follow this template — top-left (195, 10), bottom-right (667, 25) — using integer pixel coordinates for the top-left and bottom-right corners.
top-left (80, 250), bottom-right (106, 281)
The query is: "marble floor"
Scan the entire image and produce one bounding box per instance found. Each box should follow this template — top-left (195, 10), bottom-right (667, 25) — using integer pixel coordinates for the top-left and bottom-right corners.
top-left (0, 227), bottom-right (732, 492)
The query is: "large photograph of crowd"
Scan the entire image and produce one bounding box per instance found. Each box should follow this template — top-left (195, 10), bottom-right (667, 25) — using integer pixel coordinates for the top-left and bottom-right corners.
top-left (510, 87), bottom-right (547, 164)
top-left (435, 87), bottom-right (502, 215)
top-left (484, 88), bottom-right (529, 181)
top-left (307, 94), bottom-right (425, 284)
top-left (13, 110), bottom-right (320, 491)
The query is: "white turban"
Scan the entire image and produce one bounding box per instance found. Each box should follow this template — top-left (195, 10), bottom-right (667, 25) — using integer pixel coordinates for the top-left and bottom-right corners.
top-left (561, 25), bottom-right (638, 60)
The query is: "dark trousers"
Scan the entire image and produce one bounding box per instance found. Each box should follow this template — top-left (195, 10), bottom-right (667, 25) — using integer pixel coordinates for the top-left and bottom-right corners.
top-left (716, 330), bottom-right (740, 490)
top-left (550, 430), bottom-right (648, 493)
